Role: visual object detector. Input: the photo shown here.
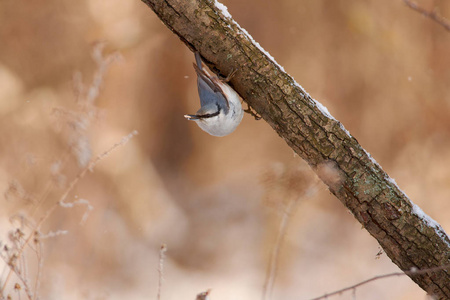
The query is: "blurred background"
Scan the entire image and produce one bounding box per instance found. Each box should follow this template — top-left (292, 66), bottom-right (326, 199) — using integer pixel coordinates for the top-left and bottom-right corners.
top-left (0, 0), bottom-right (449, 299)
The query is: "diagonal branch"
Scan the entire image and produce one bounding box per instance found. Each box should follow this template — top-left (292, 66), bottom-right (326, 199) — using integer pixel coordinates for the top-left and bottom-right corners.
top-left (403, 0), bottom-right (450, 32)
top-left (140, 0), bottom-right (450, 298)
top-left (310, 263), bottom-right (450, 300)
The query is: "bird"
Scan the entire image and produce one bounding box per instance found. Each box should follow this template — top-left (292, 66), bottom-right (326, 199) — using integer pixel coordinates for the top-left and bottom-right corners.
top-left (184, 52), bottom-right (244, 137)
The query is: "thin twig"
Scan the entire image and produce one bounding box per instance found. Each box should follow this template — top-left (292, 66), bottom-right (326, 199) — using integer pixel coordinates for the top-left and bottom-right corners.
top-left (309, 263), bottom-right (450, 300)
top-left (403, 0), bottom-right (450, 31)
top-left (32, 235), bottom-right (42, 300)
top-left (29, 151), bottom-right (72, 219)
top-left (0, 130), bottom-right (138, 297)
top-left (262, 198), bottom-right (297, 300)
top-left (157, 244), bottom-right (167, 300)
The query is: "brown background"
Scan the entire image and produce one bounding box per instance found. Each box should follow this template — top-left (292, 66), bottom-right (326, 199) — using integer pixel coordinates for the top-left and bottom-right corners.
top-left (0, 0), bottom-right (449, 299)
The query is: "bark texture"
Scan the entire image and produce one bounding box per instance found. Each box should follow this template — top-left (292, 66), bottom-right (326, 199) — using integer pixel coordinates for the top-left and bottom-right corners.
top-left (141, 0), bottom-right (450, 297)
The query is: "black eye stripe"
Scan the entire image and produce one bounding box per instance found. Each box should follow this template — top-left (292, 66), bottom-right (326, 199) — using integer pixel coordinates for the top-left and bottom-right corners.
top-left (196, 111), bottom-right (219, 119)
top-left (194, 104), bottom-right (221, 119)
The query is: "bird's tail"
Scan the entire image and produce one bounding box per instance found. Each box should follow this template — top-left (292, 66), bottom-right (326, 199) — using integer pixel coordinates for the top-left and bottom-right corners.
top-left (194, 51), bottom-right (203, 70)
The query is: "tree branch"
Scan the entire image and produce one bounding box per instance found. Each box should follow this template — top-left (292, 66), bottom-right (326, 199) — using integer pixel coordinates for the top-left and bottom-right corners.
top-left (403, 0), bottom-right (450, 32)
top-left (140, 0), bottom-right (450, 297)
top-left (310, 263), bottom-right (450, 300)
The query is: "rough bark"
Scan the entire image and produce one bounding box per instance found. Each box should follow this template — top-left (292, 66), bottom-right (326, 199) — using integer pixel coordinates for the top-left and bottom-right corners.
top-left (141, 0), bottom-right (450, 297)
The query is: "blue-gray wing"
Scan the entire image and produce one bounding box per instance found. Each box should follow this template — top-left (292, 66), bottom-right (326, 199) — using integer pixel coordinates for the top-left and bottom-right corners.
top-left (193, 53), bottom-right (229, 113)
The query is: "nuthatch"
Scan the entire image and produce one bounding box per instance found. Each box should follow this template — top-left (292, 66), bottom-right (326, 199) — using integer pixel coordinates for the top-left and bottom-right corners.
top-left (184, 52), bottom-right (244, 137)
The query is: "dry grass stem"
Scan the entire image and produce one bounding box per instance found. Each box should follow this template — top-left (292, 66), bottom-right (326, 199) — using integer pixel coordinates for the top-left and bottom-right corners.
top-left (0, 130), bottom-right (137, 299)
top-left (261, 164), bottom-right (318, 300)
top-left (309, 263), bottom-right (450, 300)
top-left (262, 198), bottom-right (297, 300)
top-left (157, 244), bottom-right (167, 300)
top-left (0, 44), bottom-right (131, 300)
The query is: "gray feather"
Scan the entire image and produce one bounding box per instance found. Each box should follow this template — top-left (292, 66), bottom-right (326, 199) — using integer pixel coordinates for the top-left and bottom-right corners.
top-left (194, 52), bottom-right (229, 113)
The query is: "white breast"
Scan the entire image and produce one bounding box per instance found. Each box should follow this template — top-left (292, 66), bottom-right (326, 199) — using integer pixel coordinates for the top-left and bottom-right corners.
top-left (195, 81), bottom-right (244, 137)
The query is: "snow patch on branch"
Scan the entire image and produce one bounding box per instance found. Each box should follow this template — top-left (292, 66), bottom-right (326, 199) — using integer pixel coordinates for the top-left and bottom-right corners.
top-left (214, 1), bottom-right (232, 19)
top-left (365, 150), bottom-right (450, 247)
top-left (412, 204), bottom-right (450, 248)
top-left (213, 0), bottom-right (285, 74)
top-left (365, 150), bottom-right (407, 196)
